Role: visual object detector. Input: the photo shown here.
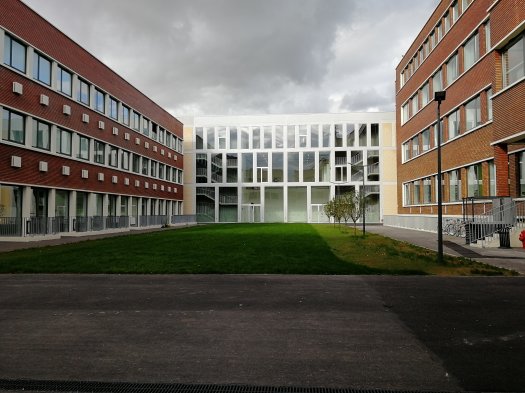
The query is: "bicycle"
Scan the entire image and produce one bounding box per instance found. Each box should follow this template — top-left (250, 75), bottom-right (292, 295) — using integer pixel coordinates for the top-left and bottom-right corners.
top-left (443, 218), bottom-right (466, 237)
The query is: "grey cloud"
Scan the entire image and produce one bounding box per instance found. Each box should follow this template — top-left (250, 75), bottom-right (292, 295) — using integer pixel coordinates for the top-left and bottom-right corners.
top-left (22, 0), bottom-right (439, 116)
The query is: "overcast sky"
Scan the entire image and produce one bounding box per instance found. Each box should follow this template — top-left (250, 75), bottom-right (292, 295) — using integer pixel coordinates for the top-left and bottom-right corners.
top-left (22, 0), bottom-right (439, 117)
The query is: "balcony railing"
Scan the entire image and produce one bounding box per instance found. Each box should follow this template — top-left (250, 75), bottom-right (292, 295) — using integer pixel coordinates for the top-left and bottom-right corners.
top-left (1, 215), bottom-right (197, 238)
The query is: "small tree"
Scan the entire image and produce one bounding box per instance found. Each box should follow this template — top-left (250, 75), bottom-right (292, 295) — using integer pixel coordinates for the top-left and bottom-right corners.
top-left (323, 199), bottom-right (336, 227)
top-left (343, 191), bottom-right (362, 235)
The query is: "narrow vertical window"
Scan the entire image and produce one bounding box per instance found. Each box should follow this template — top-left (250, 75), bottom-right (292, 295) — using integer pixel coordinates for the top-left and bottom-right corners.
top-left (78, 79), bottom-right (90, 105)
top-left (58, 66), bottom-right (72, 96)
top-left (33, 51), bottom-right (51, 85)
top-left (3, 34), bottom-right (26, 72)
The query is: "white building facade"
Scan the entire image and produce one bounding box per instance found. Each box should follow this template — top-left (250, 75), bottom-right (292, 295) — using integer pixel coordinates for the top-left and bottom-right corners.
top-left (183, 113), bottom-right (397, 224)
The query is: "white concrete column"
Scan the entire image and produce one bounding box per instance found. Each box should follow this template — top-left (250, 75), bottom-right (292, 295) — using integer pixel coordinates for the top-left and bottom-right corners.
top-left (69, 190), bottom-right (77, 232)
top-left (24, 115), bottom-right (33, 148)
top-left (0, 30), bottom-right (5, 63)
top-left (71, 74), bottom-right (79, 102)
top-left (48, 189), bottom-right (56, 218)
top-left (103, 194), bottom-right (109, 217)
top-left (26, 46), bottom-right (34, 79)
top-left (49, 125), bottom-right (57, 154)
top-left (87, 193), bottom-right (97, 217)
top-left (21, 186), bottom-right (32, 236)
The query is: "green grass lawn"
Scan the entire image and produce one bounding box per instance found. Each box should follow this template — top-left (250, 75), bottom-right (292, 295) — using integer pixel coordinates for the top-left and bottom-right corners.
top-left (0, 223), bottom-right (516, 275)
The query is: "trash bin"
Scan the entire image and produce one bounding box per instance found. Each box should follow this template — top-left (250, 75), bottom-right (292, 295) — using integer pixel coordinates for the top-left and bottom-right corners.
top-left (498, 226), bottom-right (510, 249)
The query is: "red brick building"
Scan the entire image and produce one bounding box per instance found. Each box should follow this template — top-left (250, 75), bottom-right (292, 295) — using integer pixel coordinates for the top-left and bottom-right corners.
top-left (0, 0), bottom-right (185, 239)
top-left (393, 0), bottom-right (525, 230)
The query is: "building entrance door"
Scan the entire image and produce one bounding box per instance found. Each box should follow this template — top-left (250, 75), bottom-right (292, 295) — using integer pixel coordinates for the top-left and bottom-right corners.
top-left (241, 204), bottom-right (261, 223)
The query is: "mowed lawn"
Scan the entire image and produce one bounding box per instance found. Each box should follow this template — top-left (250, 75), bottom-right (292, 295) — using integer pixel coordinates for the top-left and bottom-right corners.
top-left (0, 223), bottom-right (516, 275)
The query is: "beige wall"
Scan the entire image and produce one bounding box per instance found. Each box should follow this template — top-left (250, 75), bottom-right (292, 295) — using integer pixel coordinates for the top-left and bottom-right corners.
top-left (382, 184), bottom-right (398, 216)
top-left (182, 125), bottom-right (195, 215)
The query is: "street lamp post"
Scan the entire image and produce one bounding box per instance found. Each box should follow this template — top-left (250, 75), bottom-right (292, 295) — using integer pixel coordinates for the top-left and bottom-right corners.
top-left (435, 91), bottom-right (446, 264)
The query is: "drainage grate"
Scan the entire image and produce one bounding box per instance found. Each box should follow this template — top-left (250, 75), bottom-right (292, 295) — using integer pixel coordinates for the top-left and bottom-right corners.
top-left (0, 379), bottom-right (460, 393)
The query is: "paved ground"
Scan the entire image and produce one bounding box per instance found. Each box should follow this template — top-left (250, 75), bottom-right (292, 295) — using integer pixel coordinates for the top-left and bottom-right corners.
top-left (366, 225), bottom-right (525, 274)
top-left (0, 274), bottom-right (524, 392)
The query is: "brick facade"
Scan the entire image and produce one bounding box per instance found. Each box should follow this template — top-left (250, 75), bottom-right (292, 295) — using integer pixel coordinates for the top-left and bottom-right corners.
top-left (0, 0), bottom-right (185, 237)
top-left (395, 0), bottom-right (525, 219)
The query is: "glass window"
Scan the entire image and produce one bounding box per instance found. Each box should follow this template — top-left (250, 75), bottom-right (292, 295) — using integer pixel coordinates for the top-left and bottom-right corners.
top-left (404, 183), bottom-right (411, 206)
top-left (429, 32), bottom-right (435, 50)
top-left (78, 135), bottom-right (89, 160)
top-left (412, 135), bottom-right (420, 157)
top-left (465, 96), bottom-right (481, 131)
top-left (452, 1), bottom-right (459, 23)
top-left (503, 34), bottom-right (524, 87)
top-left (423, 178), bottom-right (432, 203)
top-left (252, 127), bottom-right (260, 149)
top-left (143, 118), bottom-right (150, 137)
top-left (287, 152), bottom-right (300, 182)
top-left (464, 33), bottom-right (479, 70)
top-left (142, 158), bottom-right (149, 175)
top-left (487, 88), bottom-right (493, 121)
top-left (33, 119), bottom-right (50, 150)
top-left (322, 125), bottom-right (330, 147)
top-left (3, 34), bottom-right (26, 72)
top-left (448, 109), bottom-right (460, 139)
top-left (318, 151), bottom-right (330, 182)
top-left (402, 142), bottom-right (410, 162)
top-left (462, 0), bottom-right (473, 11)
top-left (447, 53), bottom-right (458, 85)
top-left (241, 127), bottom-right (249, 149)
top-left (58, 66), bottom-right (72, 96)
top-left (122, 105), bottom-right (130, 126)
top-left (298, 125), bottom-right (307, 148)
top-left (94, 141), bottom-right (105, 164)
top-left (206, 127), bottom-right (214, 148)
top-left (95, 89), bottom-right (105, 113)
top-left (519, 152), bottom-right (525, 197)
top-left (78, 79), bottom-right (90, 105)
top-left (421, 82), bottom-right (430, 106)
top-left (358, 124), bottom-right (367, 146)
top-left (150, 160), bottom-right (157, 177)
top-left (303, 152), bottom-right (315, 182)
top-left (310, 125), bottom-right (319, 148)
top-left (370, 124), bottom-right (379, 146)
top-left (275, 126), bottom-right (283, 149)
top-left (2, 109), bottom-right (25, 144)
top-left (444, 12), bottom-right (450, 34)
top-left (257, 152), bottom-right (268, 183)
top-left (196, 127), bottom-right (203, 149)
top-left (422, 128), bottom-right (430, 151)
top-left (158, 163), bottom-right (165, 180)
top-left (334, 124), bottom-right (343, 147)
top-left (413, 180), bottom-right (421, 204)
top-left (433, 69), bottom-right (443, 93)
top-left (485, 20), bottom-right (491, 52)
top-left (347, 124), bottom-right (355, 147)
top-left (265, 187), bottom-right (284, 222)
top-left (467, 163), bottom-right (483, 197)
top-left (56, 128), bottom-right (72, 156)
top-left (401, 103), bottom-right (409, 124)
top-left (33, 51), bottom-right (51, 85)
top-left (109, 97), bottom-right (118, 119)
top-left (287, 125), bottom-right (296, 148)
top-left (152, 124), bottom-right (158, 141)
top-left (121, 150), bottom-right (130, 170)
top-left (109, 146), bottom-right (118, 167)
top-left (242, 153), bottom-right (253, 182)
top-left (230, 127), bottom-right (238, 149)
top-left (437, 22), bottom-right (443, 42)
top-left (411, 94), bottom-right (418, 115)
top-left (449, 170), bottom-right (461, 202)
top-left (132, 154), bottom-right (140, 173)
top-left (288, 187), bottom-right (307, 222)
top-left (488, 160), bottom-right (496, 196)
top-left (434, 120), bottom-right (444, 147)
top-left (264, 126), bottom-right (272, 149)
top-left (272, 152), bottom-right (284, 182)
top-left (133, 111), bottom-right (140, 131)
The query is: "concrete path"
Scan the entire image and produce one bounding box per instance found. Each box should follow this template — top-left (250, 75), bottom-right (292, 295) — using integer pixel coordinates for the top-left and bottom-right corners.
top-left (0, 275), bottom-right (524, 392)
top-left (367, 225), bottom-right (525, 274)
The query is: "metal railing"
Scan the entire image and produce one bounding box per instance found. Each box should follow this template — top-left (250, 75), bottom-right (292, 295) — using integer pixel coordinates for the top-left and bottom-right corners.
top-left (463, 198), bottom-right (525, 244)
top-left (2, 214), bottom-right (197, 238)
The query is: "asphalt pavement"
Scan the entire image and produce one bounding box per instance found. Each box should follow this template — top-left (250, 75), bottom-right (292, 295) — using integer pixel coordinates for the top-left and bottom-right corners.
top-left (0, 274), bottom-right (524, 392)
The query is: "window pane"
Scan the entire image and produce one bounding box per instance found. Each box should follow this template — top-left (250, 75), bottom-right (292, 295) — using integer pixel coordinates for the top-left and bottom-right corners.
top-left (33, 120), bottom-right (50, 150)
top-left (59, 67), bottom-right (72, 96)
top-left (110, 98), bottom-right (118, 119)
top-left (464, 33), bottom-right (479, 70)
top-left (433, 69), bottom-right (442, 92)
top-left (465, 96), bottom-right (481, 130)
top-left (448, 110), bottom-right (460, 139)
top-left (310, 125), bottom-right (319, 148)
top-left (79, 136), bottom-right (89, 160)
top-left (303, 152), bottom-right (315, 182)
top-left (287, 152), bottom-right (299, 182)
top-left (346, 124), bottom-right (355, 147)
top-left (33, 52), bottom-right (51, 85)
top-left (95, 89), bottom-right (105, 113)
top-left (78, 79), bottom-right (90, 105)
top-left (504, 35), bottom-right (524, 86)
top-left (447, 53), bottom-right (458, 84)
top-left (11, 37), bottom-right (27, 72)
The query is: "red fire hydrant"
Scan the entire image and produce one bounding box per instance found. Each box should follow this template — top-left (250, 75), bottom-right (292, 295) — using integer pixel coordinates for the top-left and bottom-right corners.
top-left (519, 230), bottom-right (525, 249)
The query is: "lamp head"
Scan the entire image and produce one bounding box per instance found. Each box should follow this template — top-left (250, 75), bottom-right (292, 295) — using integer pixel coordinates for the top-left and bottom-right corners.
top-left (434, 91), bottom-right (446, 102)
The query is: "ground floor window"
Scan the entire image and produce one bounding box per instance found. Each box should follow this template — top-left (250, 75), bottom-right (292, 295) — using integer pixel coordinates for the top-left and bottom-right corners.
top-left (467, 164), bottom-right (483, 197)
top-left (519, 152), bottom-right (525, 197)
